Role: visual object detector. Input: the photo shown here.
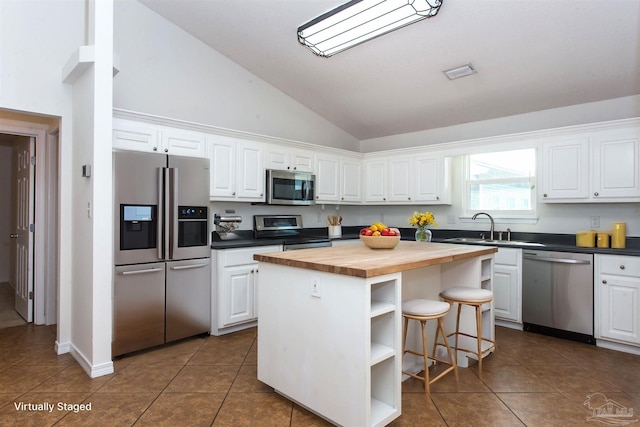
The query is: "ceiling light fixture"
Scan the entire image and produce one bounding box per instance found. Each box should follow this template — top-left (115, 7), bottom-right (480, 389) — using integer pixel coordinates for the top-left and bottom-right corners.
top-left (443, 64), bottom-right (476, 80)
top-left (297, 0), bottom-right (443, 58)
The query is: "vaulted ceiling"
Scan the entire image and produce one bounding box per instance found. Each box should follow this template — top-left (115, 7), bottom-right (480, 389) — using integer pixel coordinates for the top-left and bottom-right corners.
top-left (139, 0), bottom-right (640, 141)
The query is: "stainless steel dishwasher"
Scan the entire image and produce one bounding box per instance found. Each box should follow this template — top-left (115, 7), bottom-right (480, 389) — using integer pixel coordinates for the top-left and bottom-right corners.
top-left (522, 250), bottom-right (595, 344)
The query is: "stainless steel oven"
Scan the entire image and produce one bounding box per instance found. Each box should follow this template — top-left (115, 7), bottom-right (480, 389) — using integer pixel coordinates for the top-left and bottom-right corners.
top-left (265, 169), bottom-right (315, 205)
top-left (253, 214), bottom-right (331, 250)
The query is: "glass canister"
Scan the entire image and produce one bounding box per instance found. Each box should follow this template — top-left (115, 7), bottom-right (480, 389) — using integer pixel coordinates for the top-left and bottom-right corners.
top-left (611, 222), bottom-right (626, 249)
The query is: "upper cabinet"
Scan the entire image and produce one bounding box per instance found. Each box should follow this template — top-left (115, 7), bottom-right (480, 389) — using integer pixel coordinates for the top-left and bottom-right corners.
top-left (265, 145), bottom-right (315, 172)
top-left (113, 118), bottom-right (207, 158)
top-left (209, 135), bottom-right (265, 202)
top-left (315, 153), bottom-right (362, 203)
top-left (539, 123), bottom-right (640, 202)
top-left (364, 154), bottom-right (451, 205)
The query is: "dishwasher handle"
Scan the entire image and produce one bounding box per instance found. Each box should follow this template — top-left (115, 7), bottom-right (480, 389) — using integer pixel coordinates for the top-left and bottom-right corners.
top-left (523, 254), bottom-right (591, 265)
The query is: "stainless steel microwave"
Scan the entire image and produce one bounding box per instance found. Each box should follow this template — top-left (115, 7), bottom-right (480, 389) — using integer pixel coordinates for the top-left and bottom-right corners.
top-left (265, 169), bottom-right (315, 205)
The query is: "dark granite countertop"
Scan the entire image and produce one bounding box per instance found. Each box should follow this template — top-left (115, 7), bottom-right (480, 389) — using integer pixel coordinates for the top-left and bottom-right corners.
top-left (212, 226), bottom-right (640, 257)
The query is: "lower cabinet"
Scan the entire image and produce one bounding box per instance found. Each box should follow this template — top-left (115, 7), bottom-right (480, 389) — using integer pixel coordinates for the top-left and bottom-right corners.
top-left (596, 254), bottom-right (640, 346)
top-left (211, 245), bottom-right (282, 335)
top-left (493, 247), bottom-right (522, 324)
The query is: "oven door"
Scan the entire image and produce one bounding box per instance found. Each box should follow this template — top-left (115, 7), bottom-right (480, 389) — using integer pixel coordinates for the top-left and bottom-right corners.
top-left (266, 169), bottom-right (315, 205)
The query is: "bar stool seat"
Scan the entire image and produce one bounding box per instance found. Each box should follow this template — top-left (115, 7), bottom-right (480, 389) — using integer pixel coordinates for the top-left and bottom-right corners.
top-left (438, 287), bottom-right (496, 379)
top-left (402, 299), bottom-right (458, 393)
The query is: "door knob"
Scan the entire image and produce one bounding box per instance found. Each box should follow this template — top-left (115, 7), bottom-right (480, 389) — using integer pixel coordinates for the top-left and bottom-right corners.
top-left (9, 234), bottom-right (18, 238)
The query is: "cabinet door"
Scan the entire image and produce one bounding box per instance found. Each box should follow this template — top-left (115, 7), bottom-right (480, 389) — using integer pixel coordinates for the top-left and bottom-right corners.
top-left (292, 150), bottom-right (315, 172)
top-left (161, 128), bottom-right (207, 157)
top-left (599, 275), bottom-right (640, 345)
top-left (316, 155), bottom-right (340, 202)
top-left (113, 119), bottom-right (160, 153)
top-left (388, 157), bottom-right (413, 202)
top-left (539, 136), bottom-right (590, 201)
top-left (493, 264), bottom-right (520, 322)
top-left (221, 265), bottom-right (255, 326)
top-left (208, 135), bottom-right (237, 198)
top-left (364, 160), bottom-right (387, 202)
top-left (236, 140), bottom-right (265, 201)
top-left (340, 159), bottom-right (362, 202)
top-left (592, 127), bottom-right (640, 199)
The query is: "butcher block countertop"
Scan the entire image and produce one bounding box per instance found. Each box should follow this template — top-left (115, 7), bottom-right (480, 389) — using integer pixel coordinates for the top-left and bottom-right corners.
top-left (254, 241), bottom-right (497, 278)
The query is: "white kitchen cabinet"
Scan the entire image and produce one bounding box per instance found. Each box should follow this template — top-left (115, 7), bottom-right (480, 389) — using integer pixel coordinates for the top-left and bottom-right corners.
top-left (315, 154), bottom-right (340, 202)
top-left (591, 126), bottom-right (640, 199)
top-left (414, 155), bottom-right (452, 204)
top-left (211, 245), bottom-right (282, 335)
top-left (364, 159), bottom-right (388, 203)
top-left (209, 135), bottom-right (265, 201)
top-left (595, 254), bottom-right (640, 347)
top-left (538, 134), bottom-right (590, 201)
top-left (316, 154), bottom-right (363, 203)
top-left (388, 157), bottom-right (413, 202)
top-left (113, 118), bottom-right (207, 157)
top-left (493, 247), bottom-right (522, 324)
top-left (265, 145), bottom-right (315, 172)
top-left (364, 154), bottom-right (451, 205)
top-left (340, 157), bottom-right (362, 203)
top-left (539, 123), bottom-right (640, 202)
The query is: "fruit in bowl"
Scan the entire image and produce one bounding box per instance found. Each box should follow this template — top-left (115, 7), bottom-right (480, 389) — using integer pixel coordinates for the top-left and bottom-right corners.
top-left (359, 223), bottom-right (401, 249)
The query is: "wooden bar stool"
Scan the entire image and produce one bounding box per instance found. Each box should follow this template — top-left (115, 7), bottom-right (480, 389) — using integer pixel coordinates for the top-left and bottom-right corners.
top-left (401, 299), bottom-right (458, 393)
top-left (438, 287), bottom-right (496, 379)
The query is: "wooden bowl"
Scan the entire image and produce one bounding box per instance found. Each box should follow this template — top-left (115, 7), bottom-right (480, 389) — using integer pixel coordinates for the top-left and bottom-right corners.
top-left (360, 235), bottom-right (401, 249)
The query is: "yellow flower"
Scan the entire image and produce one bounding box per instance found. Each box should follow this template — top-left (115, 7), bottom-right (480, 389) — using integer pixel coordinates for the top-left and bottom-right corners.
top-left (408, 211), bottom-right (437, 228)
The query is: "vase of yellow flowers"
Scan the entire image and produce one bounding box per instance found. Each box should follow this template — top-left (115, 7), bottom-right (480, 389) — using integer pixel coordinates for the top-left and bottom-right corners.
top-left (409, 211), bottom-right (437, 242)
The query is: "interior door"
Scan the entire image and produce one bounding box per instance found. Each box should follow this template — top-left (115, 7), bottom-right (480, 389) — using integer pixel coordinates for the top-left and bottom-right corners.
top-left (13, 137), bottom-right (34, 322)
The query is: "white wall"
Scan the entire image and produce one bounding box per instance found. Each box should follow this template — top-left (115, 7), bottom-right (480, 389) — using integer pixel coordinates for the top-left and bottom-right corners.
top-left (112, 0), bottom-right (360, 152)
top-left (360, 95), bottom-right (640, 152)
top-left (0, 146), bottom-right (12, 283)
top-left (0, 0), bottom-right (84, 352)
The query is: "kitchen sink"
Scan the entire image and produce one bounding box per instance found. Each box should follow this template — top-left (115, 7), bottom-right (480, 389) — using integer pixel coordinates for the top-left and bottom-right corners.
top-left (442, 237), bottom-right (545, 247)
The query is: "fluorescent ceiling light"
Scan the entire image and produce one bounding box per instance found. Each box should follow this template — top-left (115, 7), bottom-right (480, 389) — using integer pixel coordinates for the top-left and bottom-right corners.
top-left (298, 0), bottom-right (443, 57)
top-left (443, 63), bottom-right (476, 80)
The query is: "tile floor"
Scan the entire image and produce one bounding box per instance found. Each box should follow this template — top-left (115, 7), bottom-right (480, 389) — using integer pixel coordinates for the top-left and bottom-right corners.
top-left (0, 283), bottom-right (27, 329)
top-left (0, 323), bottom-right (639, 426)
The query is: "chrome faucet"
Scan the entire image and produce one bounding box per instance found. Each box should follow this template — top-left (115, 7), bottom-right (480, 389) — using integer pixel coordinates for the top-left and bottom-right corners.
top-left (472, 212), bottom-right (495, 240)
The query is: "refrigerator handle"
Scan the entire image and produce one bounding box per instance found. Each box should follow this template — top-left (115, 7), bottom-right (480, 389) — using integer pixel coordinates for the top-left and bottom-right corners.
top-left (164, 167), bottom-right (172, 260)
top-left (158, 168), bottom-right (165, 260)
top-left (168, 167), bottom-right (178, 260)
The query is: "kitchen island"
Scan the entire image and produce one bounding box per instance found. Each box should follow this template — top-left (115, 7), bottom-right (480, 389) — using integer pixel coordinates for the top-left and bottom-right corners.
top-left (255, 241), bottom-right (497, 427)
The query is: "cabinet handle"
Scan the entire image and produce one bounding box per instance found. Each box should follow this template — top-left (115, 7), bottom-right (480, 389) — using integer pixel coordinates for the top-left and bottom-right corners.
top-left (436, 196), bottom-right (440, 200)
top-left (602, 279), bottom-right (607, 284)
top-left (341, 197), bottom-right (344, 200)
top-left (153, 146), bottom-right (158, 151)
top-left (164, 148), bottom-right (168, 153)
top-left (543, 193), bottom-right (548, 197)
top-left (232, 192), bottom-right (236, 196)
top-left (408, 197), bottom-right (411, 200)
top-left (620, 265), bottom-right (626, 270)
top-left (594, 192), bottom-right (599, 197)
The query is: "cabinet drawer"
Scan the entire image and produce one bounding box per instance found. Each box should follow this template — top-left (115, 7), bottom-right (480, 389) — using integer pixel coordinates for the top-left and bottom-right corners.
top-left (221, 245), bottom-right (281, 267)
top-left (598, 255), bottom-right (640, 277)
top-left (494, 247), bottom-right (520, 266)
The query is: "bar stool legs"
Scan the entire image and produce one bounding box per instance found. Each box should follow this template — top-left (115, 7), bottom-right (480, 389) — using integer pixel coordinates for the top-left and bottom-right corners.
top-left (440, 287), bottom-right (496, 379)
top-left (402, 299), bottom-right (458, 393)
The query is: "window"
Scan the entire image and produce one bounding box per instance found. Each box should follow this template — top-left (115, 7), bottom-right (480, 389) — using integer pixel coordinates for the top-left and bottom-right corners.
top-left (464, 148), bottom-right (536, 217)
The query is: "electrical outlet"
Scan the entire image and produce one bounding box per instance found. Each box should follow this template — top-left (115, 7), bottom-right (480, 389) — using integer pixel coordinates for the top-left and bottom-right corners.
top-left (311, 278), bottom-right (322, 298)
top-left (590, 216), bottom-right (600, 228)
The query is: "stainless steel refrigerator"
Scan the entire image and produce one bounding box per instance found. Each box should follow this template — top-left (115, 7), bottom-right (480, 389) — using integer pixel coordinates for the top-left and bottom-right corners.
top-left (113, 151), bottom-right (211, 357)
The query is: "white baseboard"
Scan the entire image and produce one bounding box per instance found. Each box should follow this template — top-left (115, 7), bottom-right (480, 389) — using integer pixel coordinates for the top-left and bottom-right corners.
top-left (495, 319), bottom-right (523, 330)
top-left (597, 339), bottom-right (640, 356)
top-left (60, 342), bottom-right (115, 378)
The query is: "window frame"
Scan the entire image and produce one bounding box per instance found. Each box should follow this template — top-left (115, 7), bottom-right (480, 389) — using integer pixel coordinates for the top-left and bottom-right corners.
top-left (462, 148), bottom-right (538, 221)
